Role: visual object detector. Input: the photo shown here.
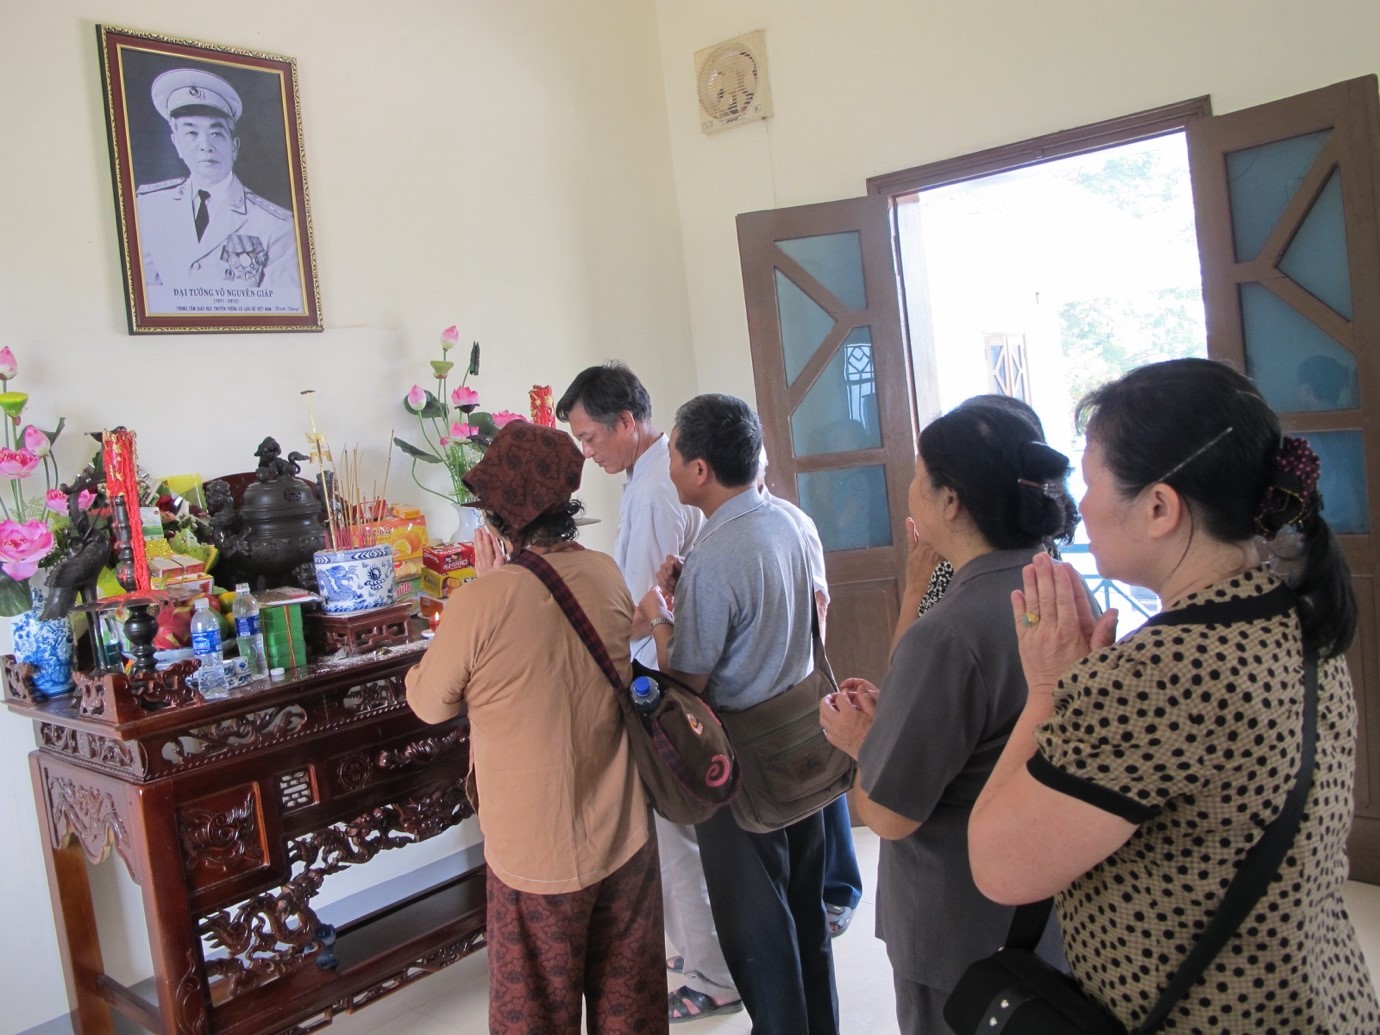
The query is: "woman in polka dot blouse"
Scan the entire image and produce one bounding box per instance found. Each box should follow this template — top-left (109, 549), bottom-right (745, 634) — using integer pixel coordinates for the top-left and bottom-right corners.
top-left (971, 358), bottom-right (1379, 1032)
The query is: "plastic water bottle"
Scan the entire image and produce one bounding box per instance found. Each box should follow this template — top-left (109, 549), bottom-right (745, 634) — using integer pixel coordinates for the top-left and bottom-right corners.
top-left (191, 596), bottom-right (228, 698)
top-left (232, 582), bottom-right (269, 679)
top-left (630, 674), bottom-right (662, 716)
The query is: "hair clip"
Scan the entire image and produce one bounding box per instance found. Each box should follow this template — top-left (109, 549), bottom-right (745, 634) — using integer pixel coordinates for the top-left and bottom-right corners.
top-left (1016, 477), bottom-right (1062, 499)
top-left (1156, 426), bottom-right (1233, 483)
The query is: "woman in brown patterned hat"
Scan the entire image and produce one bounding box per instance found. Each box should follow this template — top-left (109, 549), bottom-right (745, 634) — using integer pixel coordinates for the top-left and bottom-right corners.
top-left (406, 421), bottom-right (665, 1034)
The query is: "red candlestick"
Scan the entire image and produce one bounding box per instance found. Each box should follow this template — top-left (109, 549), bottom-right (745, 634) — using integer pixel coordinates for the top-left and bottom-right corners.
top-left (103, 427), bottom-right (151, 593)
top-left (529, 385), bottom-right (555, 428)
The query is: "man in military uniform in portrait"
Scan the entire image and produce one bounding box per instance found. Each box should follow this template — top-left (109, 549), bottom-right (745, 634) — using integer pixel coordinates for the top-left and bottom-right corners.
top-left (134, 68), bottom-right (302, 310)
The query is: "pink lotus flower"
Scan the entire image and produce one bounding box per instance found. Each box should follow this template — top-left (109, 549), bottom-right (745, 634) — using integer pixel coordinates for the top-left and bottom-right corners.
top-left (47, 488), bottom-right (94, 513)
top-left (0, 518), bottom-right (54, 580)
top-left (406, 384), bottom-right (427, 410)
top-left (0, 347), bottom-right (16, 382)
top-left (440, 325), bottom-right (460, 351)
top-left (449, 422), bottom-right (477, 440)
top-left (22, 424), bottom-right (49, 457)
top-left (451, 385), bottom-right (479, 409)
top-left (0, 448), bottom-right (40, 477)
top-left (491, 410), bottom-right (525, 429)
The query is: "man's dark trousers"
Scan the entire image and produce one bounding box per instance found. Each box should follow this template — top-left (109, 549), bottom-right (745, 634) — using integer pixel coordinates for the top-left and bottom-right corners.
top-left (696, 806), bottom-right (839, 1035)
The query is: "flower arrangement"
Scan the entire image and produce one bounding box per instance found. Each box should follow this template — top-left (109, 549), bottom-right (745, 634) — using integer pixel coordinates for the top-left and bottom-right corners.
top-left (394, 326), bottom-right (524, 505)
top-left (0, 347), bottom-right (74, 616)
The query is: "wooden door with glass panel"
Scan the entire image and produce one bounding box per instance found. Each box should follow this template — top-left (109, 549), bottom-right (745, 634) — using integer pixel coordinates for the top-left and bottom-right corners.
top-left (737, 196), bottom-right (914, 687)
top-left (1189, 75), bottom-right (1380, 881)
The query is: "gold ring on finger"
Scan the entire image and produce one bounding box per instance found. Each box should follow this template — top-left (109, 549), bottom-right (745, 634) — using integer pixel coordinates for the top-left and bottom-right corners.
top-left (1021, 611), bottom-right (1041, 628)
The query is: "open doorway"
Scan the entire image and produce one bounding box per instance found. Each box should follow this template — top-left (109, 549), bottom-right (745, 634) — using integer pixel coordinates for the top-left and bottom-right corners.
top-left (888, 128), bottom-right (1208, 630)
top-left (742, 82), bottom-right (1380, 880)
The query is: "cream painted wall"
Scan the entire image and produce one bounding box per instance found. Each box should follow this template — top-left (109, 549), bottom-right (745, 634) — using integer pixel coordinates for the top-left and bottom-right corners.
top-left (0, 1), bottom-right (695, 1028)
top-left (654, 0), bottom-right (1380, 403)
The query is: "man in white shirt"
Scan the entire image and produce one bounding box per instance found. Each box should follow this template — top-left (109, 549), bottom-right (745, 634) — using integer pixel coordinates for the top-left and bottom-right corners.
top-left (557, 364), bottom-right (740, 1023)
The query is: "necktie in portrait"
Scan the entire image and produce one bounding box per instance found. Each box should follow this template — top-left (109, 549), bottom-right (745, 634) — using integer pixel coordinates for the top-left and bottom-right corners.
top-left (194, 190), bottom-right (210, 240)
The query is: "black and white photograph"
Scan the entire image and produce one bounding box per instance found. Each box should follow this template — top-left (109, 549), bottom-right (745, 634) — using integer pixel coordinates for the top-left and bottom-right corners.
top-left (98, 26), bottom-right (322, 333)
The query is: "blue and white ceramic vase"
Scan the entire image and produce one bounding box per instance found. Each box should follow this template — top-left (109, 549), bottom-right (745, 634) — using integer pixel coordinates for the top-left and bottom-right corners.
top-left (312, 545), bottom-right (397, 615)
top-left (10, 572), bottom-right (75, 698)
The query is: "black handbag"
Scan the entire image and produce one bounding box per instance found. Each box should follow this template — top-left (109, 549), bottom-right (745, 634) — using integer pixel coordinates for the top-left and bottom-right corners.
top-left (510, 550), bottom-right (738, 826)
top-left (946, 588), bottom-right (1319, 1035)
top-left (718, 615), bottom-right (856, 833)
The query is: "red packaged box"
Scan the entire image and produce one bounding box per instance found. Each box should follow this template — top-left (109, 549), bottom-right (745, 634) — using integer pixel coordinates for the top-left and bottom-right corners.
top-left (423, 542), bottom-right (475, 573)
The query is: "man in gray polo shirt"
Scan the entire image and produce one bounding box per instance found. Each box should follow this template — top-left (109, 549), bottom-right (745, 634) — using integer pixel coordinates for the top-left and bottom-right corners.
top-left (638, 394), bottom-right (838, 1035)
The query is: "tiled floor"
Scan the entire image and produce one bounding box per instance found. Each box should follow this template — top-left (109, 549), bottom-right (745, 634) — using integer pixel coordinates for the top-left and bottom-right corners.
top-left (312, 826), bottom-right (1380, 1035)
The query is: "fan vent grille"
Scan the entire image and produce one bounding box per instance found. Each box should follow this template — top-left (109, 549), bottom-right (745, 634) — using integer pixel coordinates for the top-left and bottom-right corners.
top-left (694, 31), bottom-right (771, 133)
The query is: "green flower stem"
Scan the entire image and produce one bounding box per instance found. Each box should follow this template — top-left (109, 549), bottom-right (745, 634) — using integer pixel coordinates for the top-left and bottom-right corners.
top-left (4, 418), bottom-right (21, 518)
top-left (416, 413), bottom-right (448, 461)
top-left (408, 458), bottom-right (463, 505)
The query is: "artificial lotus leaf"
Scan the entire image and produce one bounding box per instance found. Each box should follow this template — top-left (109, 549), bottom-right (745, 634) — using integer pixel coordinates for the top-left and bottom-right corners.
top-left (393, 437), bottom-right (442, 463)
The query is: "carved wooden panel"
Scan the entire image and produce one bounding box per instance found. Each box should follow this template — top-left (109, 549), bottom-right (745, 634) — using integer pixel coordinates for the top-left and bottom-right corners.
top-left (44, 769), bottom-right (132, 871)
top-left (8, 645), bottom-right (483, 1034)
top-left (199, 776), bottom-right (471, 997)
top-left (178, 784), bottom-right (268, 886)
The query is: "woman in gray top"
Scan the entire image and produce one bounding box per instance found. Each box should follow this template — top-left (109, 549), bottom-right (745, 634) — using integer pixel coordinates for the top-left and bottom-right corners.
top-left (819, 400), bottom-right (1080, 1035)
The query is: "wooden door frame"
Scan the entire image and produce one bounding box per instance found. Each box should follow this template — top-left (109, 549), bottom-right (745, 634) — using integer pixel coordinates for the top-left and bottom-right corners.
top-left (866, 96), bottom-right (1213, 196)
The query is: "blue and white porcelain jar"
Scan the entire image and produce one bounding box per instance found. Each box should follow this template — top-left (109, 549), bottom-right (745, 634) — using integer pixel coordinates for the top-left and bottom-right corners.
top-left (312, 545), bottom-right (396, 615)
top-left (10, 572), bottom-right (75, 698)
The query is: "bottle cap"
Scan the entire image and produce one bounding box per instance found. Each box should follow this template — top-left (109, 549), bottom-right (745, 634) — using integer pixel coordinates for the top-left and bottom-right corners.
top-left (270, 667), bottom-right (285, 679)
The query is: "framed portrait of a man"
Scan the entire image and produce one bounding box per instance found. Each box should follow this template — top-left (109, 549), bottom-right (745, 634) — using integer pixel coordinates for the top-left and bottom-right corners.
top-left (97, 26), bottom-right (323, 334)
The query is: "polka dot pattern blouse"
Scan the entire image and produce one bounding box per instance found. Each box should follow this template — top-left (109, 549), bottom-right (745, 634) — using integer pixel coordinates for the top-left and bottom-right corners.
top-left (1032, 568), bottom-right (1379, 1032)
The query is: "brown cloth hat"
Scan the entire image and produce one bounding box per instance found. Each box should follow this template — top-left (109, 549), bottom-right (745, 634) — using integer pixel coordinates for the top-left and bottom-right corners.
top-left (462, 421), bottom-right (584, 530)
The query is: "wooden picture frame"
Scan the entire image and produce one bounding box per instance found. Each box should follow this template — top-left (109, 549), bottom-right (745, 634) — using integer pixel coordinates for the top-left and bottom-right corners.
top-left (97, 26), bottom-right (323, 334)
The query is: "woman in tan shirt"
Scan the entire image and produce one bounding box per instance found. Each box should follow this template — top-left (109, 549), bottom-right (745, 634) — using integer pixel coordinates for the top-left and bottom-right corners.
top-left (406, 421), bottom-right (665, 1034)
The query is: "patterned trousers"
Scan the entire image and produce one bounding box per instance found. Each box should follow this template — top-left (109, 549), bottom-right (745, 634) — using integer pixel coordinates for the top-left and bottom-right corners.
top-left (486, 833), bottom-right (667, 1034)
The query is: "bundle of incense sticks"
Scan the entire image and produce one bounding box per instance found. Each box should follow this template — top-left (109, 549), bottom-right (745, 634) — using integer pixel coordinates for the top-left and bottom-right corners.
top-left (300, 391), bottom-right (391, 550)
top-left (333, 445), bottom-right (382, 549)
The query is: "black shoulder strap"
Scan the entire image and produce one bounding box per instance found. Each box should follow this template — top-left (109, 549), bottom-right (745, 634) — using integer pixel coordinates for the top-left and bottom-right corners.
top-left (1133, 649), bottom-right (1317, 1033)
top-left (1004, 899), bottom-right (1053, 951)
top-left (1006, 584), bottom-right (1319, 1034)
top-left (1140, 582), bottom-right (1295, 630)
